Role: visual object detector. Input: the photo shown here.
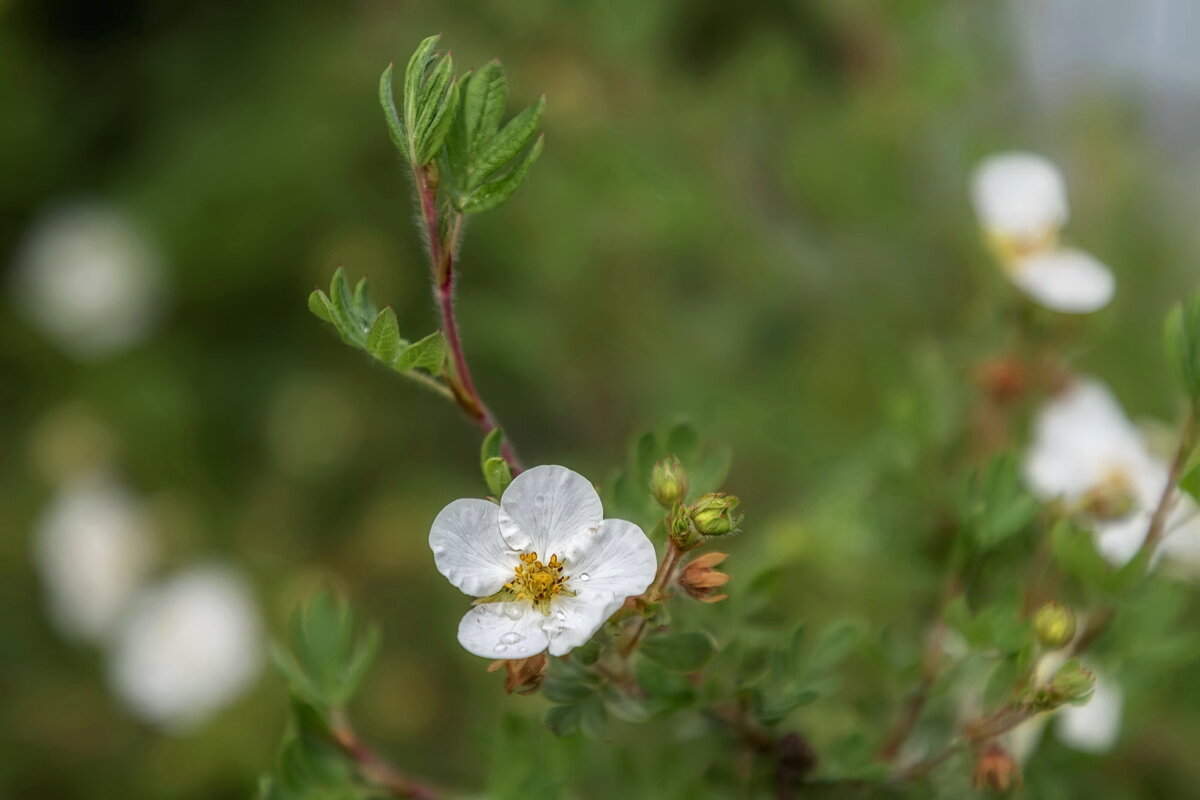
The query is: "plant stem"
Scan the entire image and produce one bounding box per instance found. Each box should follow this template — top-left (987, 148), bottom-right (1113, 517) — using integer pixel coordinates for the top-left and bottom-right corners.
top-left (330, 711), bottom-right (441, 799)
top-left (619, 539), bottom-right (684, 658)
top-left (414, 164), bottom-right (523, 473)
top-left (1136, 408), bottom-right (1197, 560)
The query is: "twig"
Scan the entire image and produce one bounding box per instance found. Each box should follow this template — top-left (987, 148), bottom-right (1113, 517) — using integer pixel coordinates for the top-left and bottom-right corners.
top-left (619, 539), bottom-right (684, 658)
top-left (1136, 409), bottom-right (1197, 560)
top-left (413, 164), bottom-right (524, 473)
top-left (330, 711), bottom-right (441, 799)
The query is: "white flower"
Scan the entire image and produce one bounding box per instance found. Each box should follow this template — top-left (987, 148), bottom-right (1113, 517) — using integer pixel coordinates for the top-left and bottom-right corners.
top-left (1008, 247), bottom-right (1115, 314)
top-left (1056, 672), bottom-right (1123, 754)
top-left (1023, 377), bottom-right (1189, 565)
top-left (11, 201), bottom-right (166, 360)
top-left (970, 152), bottom-right (1069, 242)
top-left (429, 465), bottom-right (658, 659)
top-left (32, 472), bottom-right (156, 643)
top-left (969, 152), bottom-right (1114, 314)
top-left (108, 565), bottom-right (262, 732)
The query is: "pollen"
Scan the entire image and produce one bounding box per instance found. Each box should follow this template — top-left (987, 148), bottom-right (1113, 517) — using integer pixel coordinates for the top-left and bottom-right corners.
top-left (506, 552), bottom-right (573, 613)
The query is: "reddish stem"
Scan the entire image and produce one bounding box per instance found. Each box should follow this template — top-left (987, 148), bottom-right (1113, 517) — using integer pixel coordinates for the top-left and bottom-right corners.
top-left (414, 166), bottom-right (523, 473)
top-left (331, 713), bottom-right (441, 799)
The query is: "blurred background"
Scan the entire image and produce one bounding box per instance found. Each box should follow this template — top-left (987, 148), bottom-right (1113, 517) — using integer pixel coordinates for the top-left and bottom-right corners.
top-left (3, 1), bottom-right (1200, 797)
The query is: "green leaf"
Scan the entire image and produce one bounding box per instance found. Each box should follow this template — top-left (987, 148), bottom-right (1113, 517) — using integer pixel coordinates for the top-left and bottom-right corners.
top-left (1165, 294), bottom-right (1200, 401)
top-left (471, 95), bottom-right (545, 182)
top-left (483, 456), bottom-right (513, 498)
top-left (1050, 518), bottom-right (1110, 588)
top-left (666, 420), bottom-right (700, 465)
top-left (639, 631), bottom-right (716, 672)
top-left (394, 331), bottom-right (447, 374)
top-left (378, 63), bottom-right (405, 152)
top-left (481, 427), bottom-right (504, 470)
top-left (462, 134), bottom-right (543, 214)
top-left (403, 35), bottom-right (440, 138)
top-left (808, 621), bottom-right (858, 672)
top-left (415, 59), bottom-right (459, 165)
top-left (545, 703), bottom-right (582, 736)
top-left (463, 60), bottom-right (508, 154)
top-left (308, 290), bottom-right (333, 323)
top-left (273, 589), bottom-right (380, 708)
top-left (327, 267), bottom-right (361, 343)
top-left (365, 307), bottom-right (403, 364)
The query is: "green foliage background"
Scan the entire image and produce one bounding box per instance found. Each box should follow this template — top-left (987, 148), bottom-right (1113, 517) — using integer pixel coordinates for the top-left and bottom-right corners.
top-left (2, 1), bottom-right (1198, 798)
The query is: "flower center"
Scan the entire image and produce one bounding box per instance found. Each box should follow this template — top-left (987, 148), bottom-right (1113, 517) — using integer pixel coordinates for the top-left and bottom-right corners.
top-left (1081, 467), bottom-right (1137, 520)
top-left (506, 552), bottom-right (572, 612)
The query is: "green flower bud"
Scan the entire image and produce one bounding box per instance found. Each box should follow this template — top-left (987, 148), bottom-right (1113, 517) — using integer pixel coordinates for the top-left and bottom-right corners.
top-left (1033, 602), bottom-right (1077, 649)
top-left (650, 456), bottom-right (688, 509)
top-left (688, 493), bottom-right (742, 537)
top-left (1050, 660), bottom-right (1095, 706)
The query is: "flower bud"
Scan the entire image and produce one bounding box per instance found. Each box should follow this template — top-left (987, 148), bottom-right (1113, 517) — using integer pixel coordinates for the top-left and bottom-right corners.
top-left (1033, 602), bottom-right (1076, 649)
top-left (972, 743), bottom-right (1021, 792)
top-left (650, 456), bottom-right (688, 509)
top-left (1050, 660), bottom-right (1095, 706)
top-left (679, 552), bottom-right (731, 603)
top-left (688, 493), bottom-right (742, 537)
top-left (487, 652), bottom-right (548, 695)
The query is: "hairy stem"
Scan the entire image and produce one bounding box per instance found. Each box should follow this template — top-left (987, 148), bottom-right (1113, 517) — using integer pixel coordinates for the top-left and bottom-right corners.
top-left (619, 539), bottom-right (684, 658)
top-left (414, 165), bottom-right (524, 472)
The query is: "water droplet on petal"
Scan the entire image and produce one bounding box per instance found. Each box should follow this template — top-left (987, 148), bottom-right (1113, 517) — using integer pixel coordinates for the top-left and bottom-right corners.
top-left (500, 632), bottom-right (523, 645)
top-left (503, 605), bottom-right (523, 620)
top-left (495, 644), bottom-right (508, 653)
top-left (535, 494), bottom-right (547, 506)
top-left (579, 572), bottom-right (590, 582)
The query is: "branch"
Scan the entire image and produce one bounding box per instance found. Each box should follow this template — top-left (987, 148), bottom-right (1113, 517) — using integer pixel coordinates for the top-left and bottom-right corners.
top-left (330, 711), bottom-right (441, 799)
top-left (414, 165), bottom-right (524, 473)
top-left (1136, 408), bottom-right (1197, 560)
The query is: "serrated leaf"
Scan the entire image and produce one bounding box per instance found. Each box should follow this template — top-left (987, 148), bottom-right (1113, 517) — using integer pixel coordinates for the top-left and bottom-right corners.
top-left (462, 134), bottom-right (543, 214)
top-left (463, 60), bottom-right (507, 154)
top-left (365, 307), bottom-right (403, 364)
top-left (403, 35), bottom-right (440, 136)
top-left (639, 631), bottom-right (716, 672)
top-left (308, 290), bottom-right (333, 323)
top-left (379, 63), bottom-right (405, 152)
top-left (471, 95), bottom-right (544, 183)
top-left (394, 330), bottom-right (446, 374)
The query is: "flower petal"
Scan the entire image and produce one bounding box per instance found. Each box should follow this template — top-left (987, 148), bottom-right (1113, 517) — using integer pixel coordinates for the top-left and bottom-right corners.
top-left (429, 498), bottom-right (515, 597)
top-left (1055, 673), bottom-right (1123, 754)
top-left (1011, 248), bottom-right (1114, 314)
top-left (1023, 378), bottom-right (1146, 501)
top-left (457, 602), bottom-right (549, 659)
top-left (564, 518), bottom-right (658, 604)
top-left (497, 465), bottom-right (602, 556)
top-left (543, 593), bottom-right (620, 657)
top-left (971, 152), bottom-right (1068, 240)
top-left (1094, 512), bottom-right (1151, 566)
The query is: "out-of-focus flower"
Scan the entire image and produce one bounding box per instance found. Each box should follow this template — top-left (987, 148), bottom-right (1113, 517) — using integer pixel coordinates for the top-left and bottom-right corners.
top-left (32, 472), bottom-right (156, 643)
top-left (1056, 671), bottom-right (1124, 753)
top-left (429, 465), bottom-right (657, 660)
top-left (1023, 377), bottom-right (1200, 565)
top-left (10, 201), bottom-right (167, 359)
top-left (973, 742), bottom-right (1022, 792)
top-left (971, 152), bottom-right (1069, 243)
top-left (970, 152), bottom-right (1114, 314)
top-left (108, 565), bottom-right (262, 732)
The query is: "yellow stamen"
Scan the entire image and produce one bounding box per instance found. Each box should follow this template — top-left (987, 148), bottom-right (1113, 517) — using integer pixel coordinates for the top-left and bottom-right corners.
top-left (505, 551), bottom-right (573, 613)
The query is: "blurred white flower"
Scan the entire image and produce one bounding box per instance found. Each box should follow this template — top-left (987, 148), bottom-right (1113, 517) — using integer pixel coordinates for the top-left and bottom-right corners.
top-left (33, 472), bottom-right (156, 643)
top-left (970, 152), bottom-right (1114, 314)
top-left (430, 465), bottom-right (658, 659)
top-left (971, 152), bottom-right (1069, 242)
top-left (1008, 248), bottom-right (1115, 314)
top-left (11, 201), bottom-right (167, 359)
top-left (1022, 377), bottom-right (1200, 565)
top-left (109, 565), bottom-right (262, 732)
top-left (1056, 671), bottom-right (1124, 753)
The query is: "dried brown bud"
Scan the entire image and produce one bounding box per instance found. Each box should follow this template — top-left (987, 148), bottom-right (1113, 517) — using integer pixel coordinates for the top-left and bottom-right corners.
top-left (486, 652), bottom-right (548, 695)
top-left (975, 356), bottom-right (1028, 406)
top-left (678, 551), bottom-right (731, 603)
top-left (972, 743), bottom-right (1021, 793)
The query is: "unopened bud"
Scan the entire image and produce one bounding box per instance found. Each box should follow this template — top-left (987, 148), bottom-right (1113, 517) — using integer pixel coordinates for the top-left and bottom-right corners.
top-left (1033, 602), bottom-right (1076, 649)
top-left (679, 552), bottom-right (731, 603)
top-left (650, 456), bottom-right (688, 509)
top-left (972, 743), bottom-right (1021, 793)
top-left (689, 493), bottom-right (742, 537)
top-left (487, 653), bottom-right (548, 695)
top-left (1050, 660), bottom-right (1095, 706)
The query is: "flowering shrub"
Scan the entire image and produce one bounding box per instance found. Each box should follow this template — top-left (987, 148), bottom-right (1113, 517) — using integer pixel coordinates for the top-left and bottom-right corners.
top-left (247, 35), bottom-right (1200, 800)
